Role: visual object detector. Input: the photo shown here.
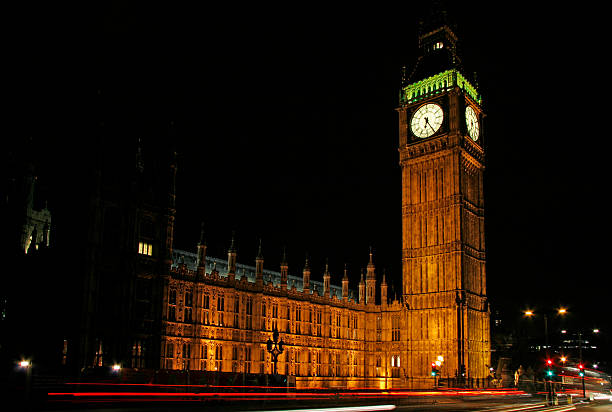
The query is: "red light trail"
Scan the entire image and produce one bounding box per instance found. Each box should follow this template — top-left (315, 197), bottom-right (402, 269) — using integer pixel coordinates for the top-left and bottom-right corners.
top-left (48, 383), bottom-right (527, 403)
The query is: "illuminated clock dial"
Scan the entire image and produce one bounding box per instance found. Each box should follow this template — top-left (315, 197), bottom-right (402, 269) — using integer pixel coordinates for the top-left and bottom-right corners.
top-left (410, 103), bottom-right (444, 138)
top-left (465, 106), bottom-right (480, 141)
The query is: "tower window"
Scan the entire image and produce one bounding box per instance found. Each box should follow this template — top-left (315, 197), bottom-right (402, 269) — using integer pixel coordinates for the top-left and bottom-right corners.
top-left (138, 241), bottom-right (153, 256)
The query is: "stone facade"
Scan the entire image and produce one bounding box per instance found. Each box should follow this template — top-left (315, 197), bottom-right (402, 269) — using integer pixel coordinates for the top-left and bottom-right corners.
top-left (159, 246), bottom-right (407, 389)
top-left (396, 24), bottom-right (491, 384)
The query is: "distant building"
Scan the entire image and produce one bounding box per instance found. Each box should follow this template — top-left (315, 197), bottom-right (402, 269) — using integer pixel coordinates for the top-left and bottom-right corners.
top-left (20, 164), bottom-right (51, 254)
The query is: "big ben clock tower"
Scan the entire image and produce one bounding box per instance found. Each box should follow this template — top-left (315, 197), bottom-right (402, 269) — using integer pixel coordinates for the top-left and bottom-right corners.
top-left (398, 22), bottom-right (490, 385)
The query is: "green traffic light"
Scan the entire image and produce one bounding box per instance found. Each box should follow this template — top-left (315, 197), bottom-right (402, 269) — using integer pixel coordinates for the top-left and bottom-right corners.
top-left (546, 370), bottom-right (554, 377)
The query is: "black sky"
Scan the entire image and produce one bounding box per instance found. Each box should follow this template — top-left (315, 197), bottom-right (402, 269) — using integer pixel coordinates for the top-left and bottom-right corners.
top-left (6, 2), bottom-right (610, 330)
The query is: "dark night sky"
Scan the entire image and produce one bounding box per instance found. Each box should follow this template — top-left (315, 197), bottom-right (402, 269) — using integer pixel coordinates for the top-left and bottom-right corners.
top-left (6, 2), bottom-right (610, 331)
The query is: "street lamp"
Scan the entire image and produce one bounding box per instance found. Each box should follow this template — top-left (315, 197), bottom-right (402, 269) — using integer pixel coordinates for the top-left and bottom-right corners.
top-left (523, 308), bottom-right (567, 404)
top-left (266, 328), bottom-right (284, 376)
top-left (18, 360), bottom-right (32, 404)
top-left (575, 328), bottom-right (602, 399)
top-left (523, 308), bottom-right (567, 352)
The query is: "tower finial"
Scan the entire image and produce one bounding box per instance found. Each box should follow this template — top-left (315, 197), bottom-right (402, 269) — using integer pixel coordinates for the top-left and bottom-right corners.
top-left (199, 221), bottom-right (206, 245)
top-left (196, 221), bottom-right (207, 271)
top-left (257, 238), bottom-right (263, 259)
top-left (229, 230), bottom-right (236, 252)
top-left (281, 246), bottom-right (287, 264)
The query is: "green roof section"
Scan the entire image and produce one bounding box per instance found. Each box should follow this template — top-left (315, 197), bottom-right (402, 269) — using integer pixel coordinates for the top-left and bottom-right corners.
top-left (400, 69), bottom-right (482, 106)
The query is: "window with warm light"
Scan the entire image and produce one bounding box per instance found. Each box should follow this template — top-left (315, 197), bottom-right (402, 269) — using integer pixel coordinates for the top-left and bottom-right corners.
top-left (138, 241), bottom-right (153, 256)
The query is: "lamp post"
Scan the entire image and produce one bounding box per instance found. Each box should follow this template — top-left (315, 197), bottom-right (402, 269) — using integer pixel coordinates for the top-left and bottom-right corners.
top-left (524, 308), bottom-right (566, 352)
top-left (523, 308), bottom-right (566, 403)
top-left (266, 328), bottom-right (284, 376)
top-left (576, 328), bottom-right (599, 399)
top-left (19, 360), bottom-right (32, 405)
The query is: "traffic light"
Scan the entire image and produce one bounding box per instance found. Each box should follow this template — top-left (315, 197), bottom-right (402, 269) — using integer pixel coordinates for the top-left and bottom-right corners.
top-left (578, 363), bottom-right (584, 377)
top-left (544, 359), bottom-right (554, 378)
top-left (431, 362), bottom-right (438, 376)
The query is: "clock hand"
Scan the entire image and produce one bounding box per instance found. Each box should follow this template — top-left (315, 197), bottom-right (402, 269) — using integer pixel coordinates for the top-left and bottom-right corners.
top-left (424, 117), bottom-right (436, 133)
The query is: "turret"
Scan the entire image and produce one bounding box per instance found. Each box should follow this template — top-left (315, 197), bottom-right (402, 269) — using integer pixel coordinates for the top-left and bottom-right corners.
top-left (168, 141), bottom-right (177, 212)
top-left (342, 264), bottom-right (349, 301)
top-left (366, 248), bottom-right (376, 305)
top-left (196, 222), bottom-right (207, 277)
top-left (227, 231), bottom-right (237, 281)
top-left (41, 218), bottom-right (50, 249)
top-left (381, 271), bottom-right (388, 307)
top-left (323, 259), bottom-right (331, 298)
top-left (280, 248), bottom-right (288, 290)
top-left (255, 239), bottom-right (264, 286)
top-left (358, 269), bottom-right (365, 304)
top-left (302, 255), bottom-right (311, 294)
top-left (27, 226), bottom-right (38, 254)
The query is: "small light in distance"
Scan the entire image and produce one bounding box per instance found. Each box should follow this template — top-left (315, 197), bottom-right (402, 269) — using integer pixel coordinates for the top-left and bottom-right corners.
top-left (524, 310), bottom-right (533, 316)
top-left (112, 364), bottom-right (121, 372)
top-left (19, 360), bottom-right (30, 368)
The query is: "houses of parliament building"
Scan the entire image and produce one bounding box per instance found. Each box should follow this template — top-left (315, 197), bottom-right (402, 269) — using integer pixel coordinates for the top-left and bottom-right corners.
top-left (4, 20), bottom-right (490, 389)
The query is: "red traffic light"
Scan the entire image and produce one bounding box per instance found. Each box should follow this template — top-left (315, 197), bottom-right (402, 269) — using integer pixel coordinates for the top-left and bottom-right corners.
top-left (546, 359), bottom-right (553, 365)
top-left (578, 363), bottom-right (584, 369)
top-left (431, 362), bottom-right (436, 367)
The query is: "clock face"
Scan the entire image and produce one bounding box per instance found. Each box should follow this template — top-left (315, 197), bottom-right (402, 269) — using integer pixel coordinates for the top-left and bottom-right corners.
top-left (465, 106), bottom-right (480, 141)
top-left (410, 103), bottom-right (444, 138)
